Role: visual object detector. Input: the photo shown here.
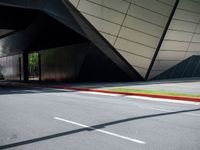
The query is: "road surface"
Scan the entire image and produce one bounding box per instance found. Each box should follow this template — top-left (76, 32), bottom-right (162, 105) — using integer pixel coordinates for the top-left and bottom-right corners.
top-left (0, 86), bottom-right (200, 150)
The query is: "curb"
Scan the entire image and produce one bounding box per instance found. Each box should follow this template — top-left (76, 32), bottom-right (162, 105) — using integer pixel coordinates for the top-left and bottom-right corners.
top-left (50, 86), bottom-right (200, 103)
top-left (1, 82), bottom-right (200, 103)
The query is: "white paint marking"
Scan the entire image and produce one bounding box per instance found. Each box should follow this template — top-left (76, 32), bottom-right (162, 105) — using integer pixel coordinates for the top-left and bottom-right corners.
top-left (54, 117), bottom-right (146, 144)
top-left (79, 91), bottom-right (120, 96)
top-left (45, 93), bottom-right (71, 96)
top-left (138, 106), bottom-right (170, 112)
top-left (24, 90), bottom-right (40, 93)
top-left (138, 106), bottom-right (200, 117)
top-left (185, 113), bottom-right (200, 117)
top-left (126, 95), bottom-right (200, 105)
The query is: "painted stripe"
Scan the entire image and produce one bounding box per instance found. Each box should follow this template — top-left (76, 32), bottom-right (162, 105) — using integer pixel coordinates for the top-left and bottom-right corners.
top-left (137, 106), bottom-right (200, 119)
top-left (79, 91), bottom-right (120, 96)
top-left (126, 95), bottom-right (200, 105)
top-left (54, 117), bottom-right (146, 144)
top-left (138, 105), bottom-right (200, 117)
top-left (185, 113), bottom-right (200, 117)
top-left (138, 106), bottom-right (170, 112)
top-left (52, 87), bottom-right (200, 103)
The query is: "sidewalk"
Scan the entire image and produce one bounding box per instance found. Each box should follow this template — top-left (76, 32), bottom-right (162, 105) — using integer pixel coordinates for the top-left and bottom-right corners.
top-left (1, 80), bottom-right (200, 103)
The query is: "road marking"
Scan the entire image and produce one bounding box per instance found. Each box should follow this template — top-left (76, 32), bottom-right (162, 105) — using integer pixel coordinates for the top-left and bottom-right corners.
top-left (44, 93), bottom-right (71, 96)
top-left (126, 95), bottom-right (200, 105)
top-left (54, 117), bottom-right (146, 144)
top-left (185, 113), bottom-right (200, 117)
top-left (79, 91), bottom-right (120, 96)
top-left (24, 90), bottom-right (40, 93)
top-left (138, 106), bottom-right (200, 117)
top-left (138, 106), bottom-right (170, 112)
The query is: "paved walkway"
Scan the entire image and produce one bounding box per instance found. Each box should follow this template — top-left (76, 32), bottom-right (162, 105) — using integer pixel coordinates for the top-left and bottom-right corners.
top-left (103, 80), bottom-right (200, 95)
top-left (1, 78), bottom-right (200, 96)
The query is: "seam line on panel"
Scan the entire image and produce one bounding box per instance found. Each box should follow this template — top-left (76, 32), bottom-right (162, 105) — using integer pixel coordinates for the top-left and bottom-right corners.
top-left (113, 0), bottom-right (134, 46)
top-left (84, 0), bottom-right (170, 27)
top-left (190, 0), bottom-right (200, 5)
top-left (145, 0), bottom-right (180, 80)
top-left (86, 0), bottom-right (126, 14)
top-left (131, 65), bottom-right (148, 70)
top-left (190, 57), bottom-right (200, 76)
top-left (183, 19), bottom-right (200, 59)
top-left (76, 0), bottom-right (81, 8)
top-left (95, 29), bottom-right (158, 49)
top-left (62, 0), bottom-right (144, 80)
top-left (85, 0), bottom-right (166, 28)
top-left (169, 29), bottom-right (200, 34)
top-left (173, 18), bottom-right (200, 24)
top-left (118, 36), bottom-right (156, 49)
top-left (192, 57), bottom-right (200, 76)
top-left (156, 0), bottom-right (200, 14)
top-left (117, 48), bottom-right (152, 59)
top-left (121, 0), bottom-right (169, 17)
top-left (81, 11), bottom-right (162, 38)
top-left (160, 49), bottom-right (200, 52)
top-left (80, 8), bottom-right (164, 28)
top-left (179, 19), bottom-right (200, 78)
top-left (180, 57), bottom-right (193, 77)
top-left (164, 39), bottom-right (200, 43)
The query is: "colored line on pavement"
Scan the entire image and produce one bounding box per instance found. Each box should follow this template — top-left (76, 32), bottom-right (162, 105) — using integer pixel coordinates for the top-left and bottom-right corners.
top-left (54, 117), bottom-right (146, 144)
top-left (137, 106), bottom-right (200, 117)
top-left (50, 86), bottom-right (200, 103)
top-left (79, 91), bottom-right (120, 96)
top-left (126, 96), bottom-right (200, 105)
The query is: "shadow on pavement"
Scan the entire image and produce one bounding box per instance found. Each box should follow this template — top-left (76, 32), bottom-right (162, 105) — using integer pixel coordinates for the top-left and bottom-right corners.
top-left (0, 86), bottom-right (75, 95)
top-left (1, 78), bottom-right (200, 90)
top-left (0, 108), bottom-right (200, 149)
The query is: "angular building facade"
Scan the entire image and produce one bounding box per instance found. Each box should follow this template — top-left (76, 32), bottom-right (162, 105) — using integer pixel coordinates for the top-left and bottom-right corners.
top-left (0, 0), bottom-right (200, 82)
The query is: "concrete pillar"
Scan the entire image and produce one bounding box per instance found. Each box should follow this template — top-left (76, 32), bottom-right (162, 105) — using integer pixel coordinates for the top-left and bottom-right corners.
top-left (38, 53), bottom-right (41, 81)
top-left (23, 51), bottom-right (28, 82)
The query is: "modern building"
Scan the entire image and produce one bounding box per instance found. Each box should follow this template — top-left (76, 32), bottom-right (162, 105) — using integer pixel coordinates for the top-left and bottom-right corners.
top-left (0, 0), bottom-right (200, 82)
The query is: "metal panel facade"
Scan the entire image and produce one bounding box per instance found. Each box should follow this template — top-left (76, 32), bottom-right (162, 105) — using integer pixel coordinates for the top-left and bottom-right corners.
top-left (150, 0), bottom-right (200, 79)
top-left (69, 0), bottom-right (175, 77)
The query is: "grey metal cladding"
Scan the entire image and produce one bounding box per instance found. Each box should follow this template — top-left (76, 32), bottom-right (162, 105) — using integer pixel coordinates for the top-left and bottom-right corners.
top-left (42, 0), bottom-right (87, 37)
top-left (154, 56), bottom-right (200, 80)
top-left (62, 0), bottom-right (143, 80)
top-left (0, 0), bottom-right (143, 81)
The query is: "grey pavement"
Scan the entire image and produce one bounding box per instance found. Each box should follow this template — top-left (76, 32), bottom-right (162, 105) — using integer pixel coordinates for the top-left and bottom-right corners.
top-left (1, 78), bottom-right (200, 95)
top-left (0, 86), bottom-right (200, 150)
top-left (101, 79), bottom-right (200, 95)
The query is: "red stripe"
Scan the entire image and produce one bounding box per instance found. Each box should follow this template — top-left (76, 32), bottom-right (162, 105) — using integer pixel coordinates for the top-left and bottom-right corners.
top-left (49, 86), bottom-right (200, 103)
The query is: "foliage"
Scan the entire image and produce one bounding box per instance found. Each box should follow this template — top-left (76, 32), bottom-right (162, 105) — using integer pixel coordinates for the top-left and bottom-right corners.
top-left (28, 52), bottom-right (39, 78)
top-left (29, 53), bottom-right (38, 68)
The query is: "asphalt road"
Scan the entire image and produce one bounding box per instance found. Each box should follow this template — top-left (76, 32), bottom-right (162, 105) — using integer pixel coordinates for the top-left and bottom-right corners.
top-left (0, 86), bottom-right (200, 150)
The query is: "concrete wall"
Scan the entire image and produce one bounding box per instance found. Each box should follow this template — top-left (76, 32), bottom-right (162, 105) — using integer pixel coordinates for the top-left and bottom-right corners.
top-left (0, 54), bottom-right (22, 80)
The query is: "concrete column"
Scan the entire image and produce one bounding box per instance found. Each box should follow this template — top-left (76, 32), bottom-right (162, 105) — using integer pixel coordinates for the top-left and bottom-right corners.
top-left (23, 51), bottom-right (28, 82)
top-left (38, 53), bottom-right (41, 81)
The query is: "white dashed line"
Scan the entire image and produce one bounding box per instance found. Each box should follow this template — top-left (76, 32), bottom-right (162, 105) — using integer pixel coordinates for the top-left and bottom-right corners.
top-left (54, 117), bottom-right (146, 144)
